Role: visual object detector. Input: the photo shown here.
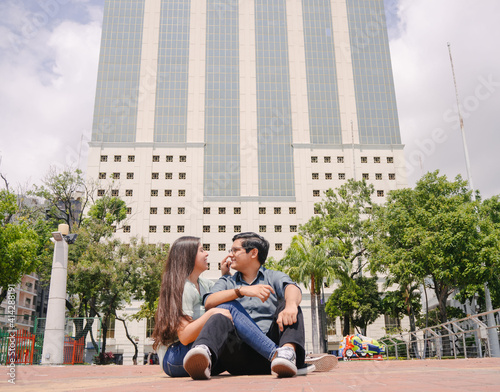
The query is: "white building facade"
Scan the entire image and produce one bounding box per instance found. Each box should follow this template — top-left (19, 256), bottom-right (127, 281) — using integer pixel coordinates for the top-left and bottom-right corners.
top-left (87, 0), bottom-right (408, 364)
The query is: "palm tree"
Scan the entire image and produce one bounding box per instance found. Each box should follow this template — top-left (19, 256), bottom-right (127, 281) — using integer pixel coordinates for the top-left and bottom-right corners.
top-left (279, 235), bottom-right (350, 353)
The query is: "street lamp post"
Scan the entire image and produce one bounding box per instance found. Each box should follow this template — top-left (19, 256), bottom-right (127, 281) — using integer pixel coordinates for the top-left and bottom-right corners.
top-left (41, 224), bottom-right (71, 365)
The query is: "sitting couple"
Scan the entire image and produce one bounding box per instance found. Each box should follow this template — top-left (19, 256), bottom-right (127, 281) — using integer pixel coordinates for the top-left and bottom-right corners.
top-left (152, 232), bottom-right (332, 380)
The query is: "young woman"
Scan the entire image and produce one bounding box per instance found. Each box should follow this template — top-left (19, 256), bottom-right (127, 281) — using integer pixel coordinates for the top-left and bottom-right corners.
top-left (152, 236), bottom-right (279, 378)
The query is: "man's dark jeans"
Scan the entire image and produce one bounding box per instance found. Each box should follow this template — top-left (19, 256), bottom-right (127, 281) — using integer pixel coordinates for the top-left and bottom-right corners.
top-left (193, 301), bottom-right (306, 375)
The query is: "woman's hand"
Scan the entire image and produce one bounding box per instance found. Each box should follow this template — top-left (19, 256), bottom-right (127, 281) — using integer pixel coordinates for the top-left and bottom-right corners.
top-left (220, 255), bottom-right (232, 276)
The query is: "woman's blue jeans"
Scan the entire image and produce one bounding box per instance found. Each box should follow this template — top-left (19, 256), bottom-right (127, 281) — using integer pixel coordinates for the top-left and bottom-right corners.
top-left (162, 301), bottom-right (277, 377)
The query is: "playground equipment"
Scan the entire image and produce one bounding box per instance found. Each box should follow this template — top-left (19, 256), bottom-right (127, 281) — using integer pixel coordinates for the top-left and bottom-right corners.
top-left (339, 334), bottom-right (386, 360)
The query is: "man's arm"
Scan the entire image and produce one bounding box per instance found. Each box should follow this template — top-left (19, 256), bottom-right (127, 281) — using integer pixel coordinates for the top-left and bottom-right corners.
top-left (276, 284), bottom-right (302, 332)
top-left (204, 284), bottom-right (276, 310)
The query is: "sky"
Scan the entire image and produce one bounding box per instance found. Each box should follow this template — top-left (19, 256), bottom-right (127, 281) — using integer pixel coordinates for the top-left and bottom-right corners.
top-left (0, 0), bottom-right (499, 198)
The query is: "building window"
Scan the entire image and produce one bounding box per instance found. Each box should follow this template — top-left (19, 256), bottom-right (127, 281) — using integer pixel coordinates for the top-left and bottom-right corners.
top-left (389, 173), bottom-right (396, 180)
top-left (325, 173), bottom-right (333, 180)
top-left (203, 226), bottom-right (210, 233)
top-left (166, 155), bottom-right (173, 162)
top-left (377, 190), bottom-right (385, 197)
top-left (150, 207), bottom-right (157, 215)
top-left (97, 190), bottom-right (105, 196)
top-left (219, 225), bottom-right (226, 233)
top-left (153, 155), bottom-right (160, 162)
top-left (111, 190), bottom-right (119, 197)
top-left (338, 173), bottom-right (346, 180)
top-left (127, 173), bottom-right (134, 179)
top-left (106, 316), bottom-right (115, 338)
top-left (374, 157), bottom-right (381, 163)
top-left (361, 157), bottom-right (367, 163)
top-left (151, 190), bottom-right (158, 197)
top-left (165, 173), bottom-right (173, 179)
top-left (218, 244), bottom-right (226, 251)
top-left (149, 226), bottom-right (157, 233)
top-left (203, 207), bottom-right (211, 214)
top-left (312, 173), bottom-right (319, 180)
top-left (164, 207), bottom-right (171, 214)
top-left (259, 207), bottom-right (266, 214)
top-left (178, 190), bottom-right (186, 197)
top-left (177, 226), bottom-right (185, 233)
top-left (179, 173), bottom-right (186, 180)
top-left (165, 190), bottom-right (172, 197)
top-left (314, 207), bottom-right (320, 214)
top-left (125, 190), bottom-right (133, 197)
top-left (234, 207), bottom-right (241, 215)
top-left (219, 207), bottom-right (226, 214)
top-left (337, 156), bottom-right (344, 163)
top-left (387, 157), bottom-right (394, 163)
top-left (324, 156), bottom-right (331, 163)
top-left (311, 156), bottom-right (318, 163)
top-left (362, 173), bottom-right (369, 180)
top-left (114, 155), bottom-right (121, 162)
top-left (163, 225), bottom-right (170, 233)
top-left (365, 206), bottom-right (373, 214)
top-left (313, 190), bottom-right (320, 197)
top-left (275, 225), bottom-right (282, 233)
top-left (275, 243), bottom-right (283, 251)
top-left (123, 226), bottom-right (131, 233)
top-left (274, 207), bottom-right (281, 214)
top-left (99, 172), bottom-right (106, 179)
top-left (126, 207), bottom-right (132, 215)
top-left (290, 225), bottom-right (297, 232)
top-left (178, 207), bottom-right (185, 214)
top-left (203, 244), bottom-right (210, 251)
top-left (289, 207), bottom-right (296, 214)
top-left (112, 172), bottom-right (120, 179)
top-left (180, 155), bottom-right (187, 162)
top-left (100, 155), bottom-right (108, 162)
top-left (259, 225), bottom-right (266, 233)
top-left (234, 225), bottom-right (241, 233)
top-left (128, 155), bottom-right (135, 162)
top-left (375, 173), bottom-right (382, 180)
top-left (152, 173), bottom-right (159, 180)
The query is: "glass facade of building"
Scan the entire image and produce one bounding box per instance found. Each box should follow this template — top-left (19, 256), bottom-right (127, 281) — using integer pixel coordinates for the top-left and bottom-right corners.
top-left (255, 0), bottom-right (295, 197)
top-left (203, 1), bottom-right (241, 197)
top-left (346, 0), bottom-right (401, 145)
top-left (302, 0), bottom-right (342, 144)
top-left (154, 0), bottom-right (191, 143)
top-left (91, 0), bottom-right (145, 142)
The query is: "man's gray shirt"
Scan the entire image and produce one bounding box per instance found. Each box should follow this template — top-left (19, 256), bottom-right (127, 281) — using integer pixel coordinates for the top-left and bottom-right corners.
top-left (203, 266), bottom-right (301, 333)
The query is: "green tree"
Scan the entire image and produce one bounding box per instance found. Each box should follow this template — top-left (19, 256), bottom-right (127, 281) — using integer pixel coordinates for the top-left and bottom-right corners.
top-left (0, 189), bottom-right (40, 303)
top-left (325, 276), bottom-right (381, 336)
top-left (277, 235), bottom-right (350, 353)
top-left (369, 171), bottom-right (493, 354)
top-left (300, 179), bottom-right (376, 335)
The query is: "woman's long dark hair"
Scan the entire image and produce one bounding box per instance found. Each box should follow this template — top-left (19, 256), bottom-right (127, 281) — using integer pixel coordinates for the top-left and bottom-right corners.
top-left (152, 236), bottom-right (200, 349)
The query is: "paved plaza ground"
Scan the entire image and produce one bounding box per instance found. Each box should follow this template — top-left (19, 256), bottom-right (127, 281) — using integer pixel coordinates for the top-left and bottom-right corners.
top-left (6, 358), bottom-right (500, 392)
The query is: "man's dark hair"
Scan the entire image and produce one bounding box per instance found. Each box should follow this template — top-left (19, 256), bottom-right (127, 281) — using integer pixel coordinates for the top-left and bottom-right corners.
top-left (232, 232), bottom-right (269, 265)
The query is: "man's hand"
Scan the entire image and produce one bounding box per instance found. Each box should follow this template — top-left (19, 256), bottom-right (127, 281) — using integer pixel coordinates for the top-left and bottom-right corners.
top-left (276, 303), bottom-right (298, 332)
top-left (241, 284), bottom-right (275, 303)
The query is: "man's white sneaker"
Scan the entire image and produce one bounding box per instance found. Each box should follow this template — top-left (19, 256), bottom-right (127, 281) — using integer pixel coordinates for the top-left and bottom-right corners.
top-left (304, 354), bottom-right (338, 372)
top-left (183, 345), bottom-right (212, 380)
top-left (271, 346), bottom-right (297, 378)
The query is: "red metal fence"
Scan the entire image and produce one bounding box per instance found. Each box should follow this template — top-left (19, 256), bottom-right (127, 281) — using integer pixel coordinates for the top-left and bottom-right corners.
top-left (63, 336), bottom-right (85, 365)
top-left (0, 330), bottom-right (35, 365)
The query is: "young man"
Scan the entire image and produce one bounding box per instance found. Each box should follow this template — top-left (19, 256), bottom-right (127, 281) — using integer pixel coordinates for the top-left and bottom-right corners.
top-left (182, 232), bottom-right (313, 379)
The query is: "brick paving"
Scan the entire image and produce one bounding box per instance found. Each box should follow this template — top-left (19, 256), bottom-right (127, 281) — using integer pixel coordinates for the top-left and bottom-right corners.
top-left (7, 358), bottom-right (500, 392)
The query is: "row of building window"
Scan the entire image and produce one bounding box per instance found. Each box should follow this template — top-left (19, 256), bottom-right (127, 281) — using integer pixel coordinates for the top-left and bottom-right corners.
top-left (311, 173), bottom-right (396, 180)
top-left (99, 172), bottom-right (187, 180)
top-left (313, 189), bottom-right (384, 197)
top-left (123, 225), bottom-right (299, 235)
top-left (311, 156), bottom-right (394, 164)
top-left (123, 206), bottom-right (298, 215)
top-left (100, 155), bottom-right (187, 163)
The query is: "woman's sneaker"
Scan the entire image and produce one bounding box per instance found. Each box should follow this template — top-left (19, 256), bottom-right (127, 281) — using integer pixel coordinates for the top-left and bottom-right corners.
top-left (304, 354), bottom-right (338, 372)
top-left (297, 363), bottom-right (316, 375)
top-left (271, 346), bottom-right (297, 378)
top-left (183, 345), bottom-right (212, 380)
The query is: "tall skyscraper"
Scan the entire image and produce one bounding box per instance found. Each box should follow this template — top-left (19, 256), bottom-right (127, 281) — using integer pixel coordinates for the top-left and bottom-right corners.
top-left (87, 0), bottom-right (407, 359)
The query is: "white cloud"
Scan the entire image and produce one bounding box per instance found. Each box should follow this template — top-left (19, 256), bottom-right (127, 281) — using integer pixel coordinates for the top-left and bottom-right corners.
top-left (389, 0), bottom-right (500, 197)
top-left (0, 1), bottom-right (102, 190)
